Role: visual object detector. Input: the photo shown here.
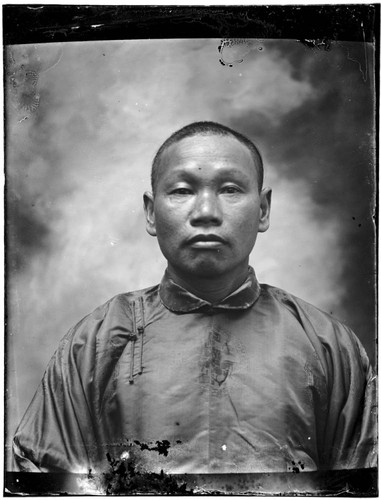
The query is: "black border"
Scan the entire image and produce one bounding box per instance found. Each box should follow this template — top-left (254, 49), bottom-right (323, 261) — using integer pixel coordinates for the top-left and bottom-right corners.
top-left (2, 4), bottom-right (378, 45)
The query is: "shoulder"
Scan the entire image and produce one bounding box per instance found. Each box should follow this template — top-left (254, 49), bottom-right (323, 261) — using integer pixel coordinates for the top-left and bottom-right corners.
top-left (261, 284), bottom-right (347, 328)
top-left (260, 283), bottom-right (350, 332)
top-left (77, 283), bottom-right (159, 324)
top-left (56, 284), bottom-right (160, 358)
top-left (259, 283), bottom-right (369, 374)
top-left (89, 283), bottom-right (160, 319)
top-left (37, 284), bottom-right (161, 397)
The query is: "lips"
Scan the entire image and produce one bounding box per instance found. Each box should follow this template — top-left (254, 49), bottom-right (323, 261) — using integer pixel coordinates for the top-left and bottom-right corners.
top-left (188, 234), bottom-right (226, 243)
top-left (188, 234), bottom-right (226, 249)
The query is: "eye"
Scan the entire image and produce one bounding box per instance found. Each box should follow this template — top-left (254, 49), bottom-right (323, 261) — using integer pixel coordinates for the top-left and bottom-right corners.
top-left (170, 187), bottom-right (193, 195)
top-left (221, 185), bottom-right (242, 194)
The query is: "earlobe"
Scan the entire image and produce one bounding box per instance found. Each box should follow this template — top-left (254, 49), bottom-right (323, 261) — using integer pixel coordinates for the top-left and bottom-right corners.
top-left (258, 187), bottom-right (272, 233)
top-left (143, 192), bottom-right (157, 237)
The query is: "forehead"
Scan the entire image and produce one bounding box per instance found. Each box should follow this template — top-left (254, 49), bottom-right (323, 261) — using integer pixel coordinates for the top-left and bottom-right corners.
top-left (159, 134), bottom-right (258, 179)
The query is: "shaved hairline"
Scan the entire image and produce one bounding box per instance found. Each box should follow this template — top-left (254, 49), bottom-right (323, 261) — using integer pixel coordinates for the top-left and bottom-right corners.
top-left (151, 121), bottom-right (264, 195)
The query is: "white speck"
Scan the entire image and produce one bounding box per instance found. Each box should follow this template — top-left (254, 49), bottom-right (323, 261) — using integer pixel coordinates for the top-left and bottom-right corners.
top-left (120, 451), bottom-right (130, 460)
top-left (91, 24), bottom-right (103, 28)
top-left (221, 444), bottom-right (227, 451)
top-left (308, 436), bottom-right (311, 440)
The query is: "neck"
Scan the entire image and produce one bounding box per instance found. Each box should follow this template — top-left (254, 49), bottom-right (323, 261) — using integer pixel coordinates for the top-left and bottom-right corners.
top-left (167, 264), bottom-right (250, 304)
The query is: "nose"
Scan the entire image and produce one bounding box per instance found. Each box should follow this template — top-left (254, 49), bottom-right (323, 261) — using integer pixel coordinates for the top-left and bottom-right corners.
top-left (190, 191), bottom-right (223, 226)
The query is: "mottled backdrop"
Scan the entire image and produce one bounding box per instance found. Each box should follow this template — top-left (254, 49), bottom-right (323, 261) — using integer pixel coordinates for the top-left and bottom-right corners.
top-left (5, 39), bottom-right (376, 468)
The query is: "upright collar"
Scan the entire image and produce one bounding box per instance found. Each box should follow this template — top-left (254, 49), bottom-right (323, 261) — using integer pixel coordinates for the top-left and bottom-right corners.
top-left (159, 267), bottom-right (261, 313)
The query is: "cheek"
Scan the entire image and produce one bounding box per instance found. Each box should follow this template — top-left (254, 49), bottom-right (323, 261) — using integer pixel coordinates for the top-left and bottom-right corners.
top-left (231, 209), bottom-right (261, 249)
top-left (232, 204), bottom-right (260, 230)
top-left (154, 207), bottom-right (183, 235)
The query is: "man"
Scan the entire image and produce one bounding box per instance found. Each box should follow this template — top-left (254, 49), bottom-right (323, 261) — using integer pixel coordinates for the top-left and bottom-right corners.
top-left (13, 121), bottom-right (376, 474)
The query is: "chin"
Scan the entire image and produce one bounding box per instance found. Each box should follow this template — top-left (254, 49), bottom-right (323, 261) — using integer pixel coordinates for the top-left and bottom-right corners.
top-left (183, 261), bottom-right (232, 279)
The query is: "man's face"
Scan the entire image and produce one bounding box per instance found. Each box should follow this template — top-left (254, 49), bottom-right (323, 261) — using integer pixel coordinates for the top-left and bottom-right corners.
top-left (144, 134), bottom-right (271, 281)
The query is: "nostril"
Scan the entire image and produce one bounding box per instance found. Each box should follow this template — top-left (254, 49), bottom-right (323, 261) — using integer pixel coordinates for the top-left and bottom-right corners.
top-left (190, 195), bottom-right (222, 226)
top-left (190, 210), bottom-right (222, 226)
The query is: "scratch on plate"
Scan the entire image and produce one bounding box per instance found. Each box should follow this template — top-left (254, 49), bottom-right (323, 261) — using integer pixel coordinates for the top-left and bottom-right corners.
top-left (218, 38), bottom-right (264, 67)
top-left (7, 45), bottom-right (64, 120)
top-left (343, 22), bottom-right (368, 82)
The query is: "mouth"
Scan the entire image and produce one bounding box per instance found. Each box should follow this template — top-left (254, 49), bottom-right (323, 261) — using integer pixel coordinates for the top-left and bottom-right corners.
top-left (188, 234), bottom-right (226, 249)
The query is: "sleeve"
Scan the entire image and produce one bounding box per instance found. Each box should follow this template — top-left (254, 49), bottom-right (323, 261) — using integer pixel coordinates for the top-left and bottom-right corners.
top-left (289, 296), bottom-right (377, 470)
top-left (323, 328), bottom-right (377, 470)
top-left (12, 313), bottom-right (106, 473)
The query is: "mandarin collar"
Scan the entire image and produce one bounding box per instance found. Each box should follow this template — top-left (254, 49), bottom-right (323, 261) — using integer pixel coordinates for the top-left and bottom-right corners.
top-left (159, 266), bottom-right (261, 313)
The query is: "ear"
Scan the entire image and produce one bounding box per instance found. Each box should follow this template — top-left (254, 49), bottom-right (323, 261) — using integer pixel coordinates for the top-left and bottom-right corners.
top-left (143, 191), bottom-right (157, 237)
top-left (258, 187), bottom-right (272, 233)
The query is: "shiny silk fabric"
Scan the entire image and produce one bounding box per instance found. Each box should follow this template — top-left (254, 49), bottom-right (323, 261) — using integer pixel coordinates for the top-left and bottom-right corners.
top-left (13, 268), bottom-right (377, 473)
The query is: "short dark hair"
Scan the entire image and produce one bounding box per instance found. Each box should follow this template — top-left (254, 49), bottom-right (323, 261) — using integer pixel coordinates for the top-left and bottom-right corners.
top-left (151, 121), bottom-right (264, 194)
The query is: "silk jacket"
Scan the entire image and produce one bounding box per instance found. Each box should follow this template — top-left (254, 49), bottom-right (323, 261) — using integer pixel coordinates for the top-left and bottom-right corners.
top-left (13, 268), bottom-right (377, 473)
